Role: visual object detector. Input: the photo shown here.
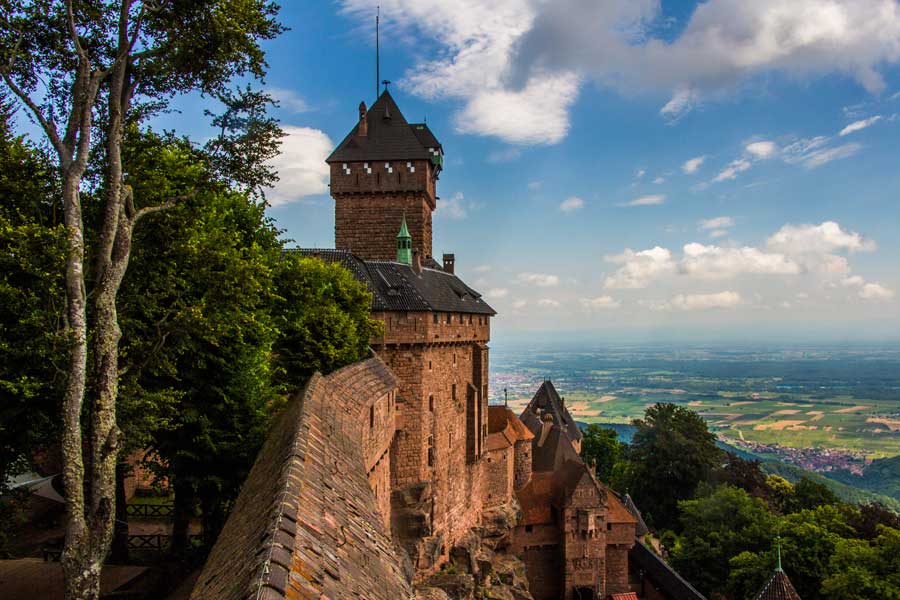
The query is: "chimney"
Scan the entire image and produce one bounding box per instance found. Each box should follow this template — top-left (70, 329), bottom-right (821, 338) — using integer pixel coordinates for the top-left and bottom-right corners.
top-left (412, 249), bottom-right (423, 274)
top-left (358, 101), bottom-right (368, 136)
top-left (538, 413), bottom-right (554, 447)
top-left (442, 253), bottom-right (455, 274)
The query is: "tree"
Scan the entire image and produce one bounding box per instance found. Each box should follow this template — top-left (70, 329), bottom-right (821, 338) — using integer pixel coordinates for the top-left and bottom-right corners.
top-left (623, 403), bottom-right (722, 530)
top-left (670, 485), bottom-right (776, 597)
top-left (580, 424), bottom-right (624, 483)
top-left (822, 527), bottom-right (900, 599)
top-left (1, 3), bottom-right (282, 597)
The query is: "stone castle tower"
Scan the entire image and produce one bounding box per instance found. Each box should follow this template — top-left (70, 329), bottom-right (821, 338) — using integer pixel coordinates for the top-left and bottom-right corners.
top-left (326, 91), bottom-right (443, 261)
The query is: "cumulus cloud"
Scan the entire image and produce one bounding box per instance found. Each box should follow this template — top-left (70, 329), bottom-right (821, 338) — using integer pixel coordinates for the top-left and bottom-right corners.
top-left (604, 221), bottom-right (880, 296)
top-left (537, 298), bottom-right (561, 308)
top-left (622, 194), bottom-right (666, 207)
top-left (666, 291), bottom-right (743, 311)
top-left (518, 272), bottom-right (560, 287)
top-left (434, 192), bottom-right (476, 220)
top-left (604, 247), bottom-right (675, 289)
top-left (487, 288), bottom-right (509, 299)
top-left (264, 126), bottom-right (332, 206)
top-left (682, 155), bottom-right (706, 174)
top-left (766, 221), bottom-right (876, 255)
top-left (579, 295), bottom-right (622, 309)
top-left (859, 282), bottom-right (895, 300)
top-left (840, 115), bottom-right (883, 136)
top-left (745, 141), bottom-right (778, 159)
top-left (680, 243), bottom-right (800, 279)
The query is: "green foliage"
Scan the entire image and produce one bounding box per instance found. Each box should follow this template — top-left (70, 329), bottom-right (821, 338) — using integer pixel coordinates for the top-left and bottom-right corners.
top-left (0, 106), bottom-right (67, 488)
top-left (624, 402), bottom-right (723, 530)
top-left (271, 253), bottom-right (382, 390)
top-left (821, 527), bottom-right (900, 599)
top-left (578, 424), bottom-right (623, 483)
top-left (671, 485), bottom-right (776, 596)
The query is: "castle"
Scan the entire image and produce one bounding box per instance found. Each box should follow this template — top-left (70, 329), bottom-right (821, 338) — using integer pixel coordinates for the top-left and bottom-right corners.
top-left (191, 90), bottom-right (706, 600)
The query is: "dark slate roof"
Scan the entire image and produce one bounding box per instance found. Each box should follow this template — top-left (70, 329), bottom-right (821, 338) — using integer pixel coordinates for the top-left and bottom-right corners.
top-left (327, 90), bottom-right (442, 164)
top-left (191, 359), bottom-right (411, 600)
top-left (630, 541), bottom-right (708, 600)
top-left (754, 571), bottom-right (801, 600)
top-left (296, 249), bottom-right (496, 315)
top-left (622, 493), bottom-right (650, 537)
top-left (531, 423), bottom-right (581, 473)
top-left (520, 380), bottom-right (584, 443)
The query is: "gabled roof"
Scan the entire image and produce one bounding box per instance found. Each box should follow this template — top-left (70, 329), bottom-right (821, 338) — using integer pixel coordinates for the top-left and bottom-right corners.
top-left (754, 570), bottom-right (801, 600)
top-left (327, 90), bottom-right (442, 164)
top-left (295, 249), bottom-right (496, 315)
top-left (520, 380), bottom-right (583, 443)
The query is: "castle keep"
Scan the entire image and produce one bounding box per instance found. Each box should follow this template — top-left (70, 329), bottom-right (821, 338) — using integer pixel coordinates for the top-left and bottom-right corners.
top-left (192, 90), bottom-right (705, 600)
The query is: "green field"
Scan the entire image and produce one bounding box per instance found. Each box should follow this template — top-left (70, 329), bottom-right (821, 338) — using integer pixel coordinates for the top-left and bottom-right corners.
top-left (492, 344), bottom-right (900, 459)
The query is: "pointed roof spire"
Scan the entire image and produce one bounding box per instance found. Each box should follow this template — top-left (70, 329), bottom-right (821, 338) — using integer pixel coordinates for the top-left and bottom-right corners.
top-left (753, 537), bottom-right (801, 600)
top-left (396, 213), bottom-right (412, 265)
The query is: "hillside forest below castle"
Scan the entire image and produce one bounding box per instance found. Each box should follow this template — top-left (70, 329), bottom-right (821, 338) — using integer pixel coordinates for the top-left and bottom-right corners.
top-left (1, 3), bottom-right (900, 600)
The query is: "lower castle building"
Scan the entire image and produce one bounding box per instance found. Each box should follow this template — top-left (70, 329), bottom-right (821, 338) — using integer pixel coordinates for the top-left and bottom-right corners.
top-left (191, 90), bottom-right (704, 600)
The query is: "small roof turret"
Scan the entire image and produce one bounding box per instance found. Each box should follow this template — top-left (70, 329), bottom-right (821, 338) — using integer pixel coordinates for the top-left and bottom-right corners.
top-left (396, 214), bottom-right (412, 265)
top-left (754, 537), bottom-right (801, 600)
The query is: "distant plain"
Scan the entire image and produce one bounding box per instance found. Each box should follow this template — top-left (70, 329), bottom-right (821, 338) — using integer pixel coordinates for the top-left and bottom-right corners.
top-left (489, 342), bottom-right (900, 459)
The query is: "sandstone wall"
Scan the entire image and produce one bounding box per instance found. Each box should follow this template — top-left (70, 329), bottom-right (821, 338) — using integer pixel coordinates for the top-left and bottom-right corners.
top-left (331, 159), bottom-right (436, 261)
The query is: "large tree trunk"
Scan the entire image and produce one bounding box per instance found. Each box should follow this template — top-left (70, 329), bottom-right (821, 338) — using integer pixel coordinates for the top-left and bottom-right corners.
top-left (171, 477), bottom-right (195, 554)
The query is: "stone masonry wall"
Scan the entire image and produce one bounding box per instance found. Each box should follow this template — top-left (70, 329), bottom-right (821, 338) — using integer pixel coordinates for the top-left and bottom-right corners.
top-left (482, 445), bottom-right (514, 508)
top-left (562, 479), bottom-right (608, 600)
top-left (374, 311), bottom-right (490, 573)
top-left (605, 543), bottom-right (631, 596)
top-left (331, 159), bottom-right (437, 261)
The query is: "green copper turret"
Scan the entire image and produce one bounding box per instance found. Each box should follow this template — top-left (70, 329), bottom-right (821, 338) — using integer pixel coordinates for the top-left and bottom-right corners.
top-left (397, 214), bottom-right (412, 264)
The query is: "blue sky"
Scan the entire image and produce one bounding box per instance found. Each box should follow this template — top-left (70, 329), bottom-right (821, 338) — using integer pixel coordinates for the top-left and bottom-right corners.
top-left (157, 0), bottom-right (900, 340)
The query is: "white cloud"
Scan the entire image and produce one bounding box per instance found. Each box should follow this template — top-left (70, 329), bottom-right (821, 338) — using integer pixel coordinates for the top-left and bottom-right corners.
top-left (518, 272), bottom-right (560, 287)
top-left (473, 264), bottom-right (493, 273)
top-left (859, 282), bottom-right (895, 300)
top-left (682, 155), bottom-right (706, 174)
top-left (653, 176), bottom-right (666, 184)
top-left (623, 194), bottom-right (666, 207)
top-left (579, 295), bottom-right (622, 309)
top-left (559, 196), bottom-right (585, 213)
top-left (635, 168), bottom-right (646, 178)
top-left (713, 158), bottom-right (752, 182)
top-left (797, 142), bottom-right (863, 168)
top-left (766, 221), bottom-right (876, 255)
top-left (487, 288), bottom-right (509, 299)
top-left (537, 298), bottom-right (561, 308)
top-left (841, 275), bottom-right (865, 287)
top-left (680, 243), bottom-right (800, 279)
top-left (604, 247), bottom-right (676, 289)
top-left (264, 126), bottom-right (332, 206)
top-left (708, 229), bottom-right (729, 239)
top-left (839, 115), bottom-right (883, 136)
top-left (699, 216), bottom-right (735, 231)
top-left (434, 191), bottom-right (475, 220)
top-left (512, 299), bottom-right (528, 309)
top-left (745, 141), bottom-right (778, 159)
top-left (660, 87), bottom-right (700, 121)
top-left (343, 0), bottom-right (900, 143)
top-left (268, 88), bottom-right (312, 113)
top-left (667, 291), bottom-right (743, 311)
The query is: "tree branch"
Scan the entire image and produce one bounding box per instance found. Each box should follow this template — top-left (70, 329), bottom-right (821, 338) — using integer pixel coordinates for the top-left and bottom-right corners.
top-left (132, 190), bottom-right (197, 224)
top-left (66, 0), bottom-right (86, 59)
top-left (0, 71), bottom-right (66, 160)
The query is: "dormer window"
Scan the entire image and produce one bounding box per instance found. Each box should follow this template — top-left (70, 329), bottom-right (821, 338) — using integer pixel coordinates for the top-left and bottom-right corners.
top-left (364, 162), bottom-right (372, 174)
top-left (342, 163), bottom-right (351, 175)
top-left (385, 162), bottom-right (393, 173)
